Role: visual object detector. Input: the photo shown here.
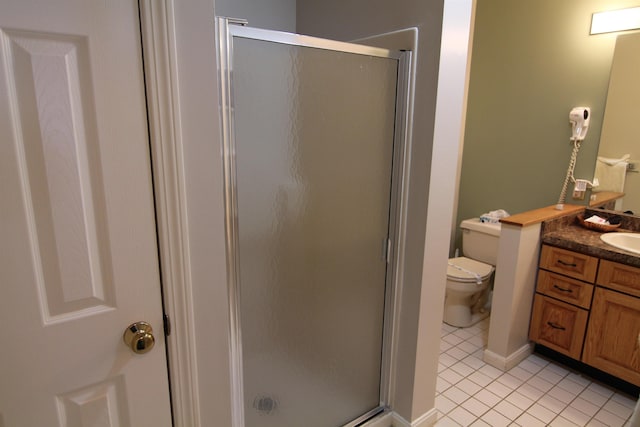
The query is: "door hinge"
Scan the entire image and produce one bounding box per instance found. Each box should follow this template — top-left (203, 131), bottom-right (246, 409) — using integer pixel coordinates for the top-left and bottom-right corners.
top-left (163, 314), bottom-right (171, 337)
top-left (383, 238), bottom-right (392, 263)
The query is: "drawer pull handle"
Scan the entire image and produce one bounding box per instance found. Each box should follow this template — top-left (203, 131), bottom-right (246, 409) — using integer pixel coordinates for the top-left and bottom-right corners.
top-left (547, 322), bottom-right (566, 330)
top-left (553, 284), bottom-right (573, 293)
top-left (557, 260), bottom-right (577, 268)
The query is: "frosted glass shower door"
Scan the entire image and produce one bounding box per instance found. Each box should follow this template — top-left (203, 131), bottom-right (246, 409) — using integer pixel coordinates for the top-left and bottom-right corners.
top-left (220, 24), bottom-right (403, 427)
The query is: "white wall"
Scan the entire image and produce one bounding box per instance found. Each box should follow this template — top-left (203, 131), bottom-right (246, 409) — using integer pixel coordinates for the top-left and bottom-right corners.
top-left (170, 1), bottom-right (297, 425)
top-left (215, 0), bottom-right (296, 31)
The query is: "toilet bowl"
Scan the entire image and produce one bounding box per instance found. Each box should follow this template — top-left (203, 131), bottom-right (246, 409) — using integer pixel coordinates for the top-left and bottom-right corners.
top-left (443, 218), bottom-right (501, 328)
top-left (445, 256), bottom-right (494, 327)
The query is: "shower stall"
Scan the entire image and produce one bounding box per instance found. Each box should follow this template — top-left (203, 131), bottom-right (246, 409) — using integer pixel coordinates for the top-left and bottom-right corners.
top-left (217, 19), bottom-right (411, 427)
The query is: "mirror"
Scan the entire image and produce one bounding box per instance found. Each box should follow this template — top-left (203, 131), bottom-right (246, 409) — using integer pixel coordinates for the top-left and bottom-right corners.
top-left (592, 32), bottom-right (640, 214)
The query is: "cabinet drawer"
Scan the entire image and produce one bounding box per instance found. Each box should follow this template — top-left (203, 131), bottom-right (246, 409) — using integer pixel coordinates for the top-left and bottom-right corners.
top-left (583, 287), bottom-right (640, 386)
top-left (596, 260), bottom-right (640, 298)
top-left (529, 294), bottom-right (589, 359)
top-left (536, 270), bottom-right (594, 309)
top-left (540, 245), bottom-right (598, 282)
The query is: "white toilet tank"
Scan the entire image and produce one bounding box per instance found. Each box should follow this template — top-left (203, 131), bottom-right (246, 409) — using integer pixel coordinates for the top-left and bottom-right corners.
top-left (460, 218), bottom-right (501, 265)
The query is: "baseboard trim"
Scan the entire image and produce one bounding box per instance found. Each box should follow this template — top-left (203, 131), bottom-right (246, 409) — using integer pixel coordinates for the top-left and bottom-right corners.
top-left (484, 343), bottom-right (534, 371)
top-left (390, 408), bottom-right (438, 427)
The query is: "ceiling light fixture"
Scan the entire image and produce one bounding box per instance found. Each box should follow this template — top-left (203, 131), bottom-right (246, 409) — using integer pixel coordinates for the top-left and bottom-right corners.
top-left (591, 6), bottom-right (640, 34)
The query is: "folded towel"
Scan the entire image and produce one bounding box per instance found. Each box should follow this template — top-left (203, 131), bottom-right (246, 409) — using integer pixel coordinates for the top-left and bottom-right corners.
top-left (593, 154), bottom-right (630, 193)
top-left (480, 209), bottom-right (510, 224)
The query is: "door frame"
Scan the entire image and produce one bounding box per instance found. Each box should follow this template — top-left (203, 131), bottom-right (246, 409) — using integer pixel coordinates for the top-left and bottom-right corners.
top-left (139, 2), bottom-right (201, 425)
top-left (216, 18), bottom-right (414, 427)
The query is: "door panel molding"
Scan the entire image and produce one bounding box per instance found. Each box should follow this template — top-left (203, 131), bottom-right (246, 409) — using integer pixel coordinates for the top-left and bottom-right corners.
top-left (3, 29), bottom-right (115, 323)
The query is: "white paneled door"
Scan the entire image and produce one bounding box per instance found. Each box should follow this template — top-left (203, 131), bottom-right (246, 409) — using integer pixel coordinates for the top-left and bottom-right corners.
top-left (0, 1), bottom-right (172, 426)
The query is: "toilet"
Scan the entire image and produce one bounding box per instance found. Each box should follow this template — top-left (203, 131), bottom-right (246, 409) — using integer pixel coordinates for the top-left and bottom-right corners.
top-left (444, 218), bottom-right (501, 328)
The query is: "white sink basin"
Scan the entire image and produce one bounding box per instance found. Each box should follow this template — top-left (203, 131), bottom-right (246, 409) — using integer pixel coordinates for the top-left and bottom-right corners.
top-left (600, 233), bottom-right (640, 255)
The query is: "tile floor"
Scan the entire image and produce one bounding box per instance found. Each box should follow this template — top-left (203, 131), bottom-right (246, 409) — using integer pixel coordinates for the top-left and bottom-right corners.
top-left (435, 318), bottom-right (638, 426)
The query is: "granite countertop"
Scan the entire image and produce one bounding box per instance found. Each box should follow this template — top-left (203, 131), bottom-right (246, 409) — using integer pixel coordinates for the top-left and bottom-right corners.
top-left (542, 224), bottom-right (640, 268)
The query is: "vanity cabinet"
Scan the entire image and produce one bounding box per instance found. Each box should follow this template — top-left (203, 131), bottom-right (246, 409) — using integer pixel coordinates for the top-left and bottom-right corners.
top-left (583, 260), bottom-right (640, 386)
top-left (530, 246), bottom-right (640, 386)
top-left (530, 246), bottom-right (596, 359)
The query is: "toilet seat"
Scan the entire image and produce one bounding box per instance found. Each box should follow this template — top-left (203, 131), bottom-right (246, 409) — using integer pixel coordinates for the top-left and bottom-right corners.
top-left (447, 256), bottom-right (494, 282)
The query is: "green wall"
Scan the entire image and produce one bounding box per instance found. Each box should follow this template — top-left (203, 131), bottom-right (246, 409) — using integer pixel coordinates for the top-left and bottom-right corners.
top-left (455, 0), bottom-right (638, 252)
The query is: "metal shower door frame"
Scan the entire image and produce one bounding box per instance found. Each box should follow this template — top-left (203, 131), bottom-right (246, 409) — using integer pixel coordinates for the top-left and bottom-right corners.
top-left (216, 17), bottom-right (414, 427)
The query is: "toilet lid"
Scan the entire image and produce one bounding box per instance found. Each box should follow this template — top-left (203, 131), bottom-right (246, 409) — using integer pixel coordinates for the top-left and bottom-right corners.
top-left (447, 257), bottom-right (494, 282)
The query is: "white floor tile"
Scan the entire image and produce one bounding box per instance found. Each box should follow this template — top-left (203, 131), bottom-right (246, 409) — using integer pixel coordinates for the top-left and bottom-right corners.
top-left (526, 375), bottom-right (555, 393)
top-left (453, 328), bottom-right (475, 341)
top-left (457, 378), bottom-right (483, 396)
top-left (494, 399), bottom-right (523, 421)
top-left (514, 412), bottom-right (547, 427)
top-left (468, 371), bottom-right (493, 388)
top-left (467, 335), bottom-right (486, 347)
top-left (507, 366), bottom-right (534, 382)
top-left (538, 393), bottom-right (568, 414)
top-left (517, 358), bottom-right (545, 375)
top-left (545, 361), bottom-right (570, 377)
top-left (461, 397), bottom-right (490, 417)
top-left (435, 394), bottom-right (458, 415)
top-left (480, 409), bottom-right (511, 427)
top-left (557, 377), bottom-right (587, 395)
top-left (587, 382), bottom-right (615, 399)
top-left (479, 364), bottom-right (504, 380)
top-left (474, 388), bottom-right (502, 408)
top-left (457, 340), bottom-right (480, 354)
top-left (611, 392), bottom-right (637, 409)
top-left (594, 408), bottom-right (626, 427)
top-left (603, 399), bottom-right (633, 420)
top-left (526, 353), bottom-right (550, 368)
top-left (496, 373), bottom-right (524, 390)
top-left (527, 403), bottom-right (557, 424)
top-left (560, 404), bottom-right (592, 425)
top-left (485, 380), bottom-right (512, 398)
top-left (440, 368), bottom-right (464, 386)
top-left (566, 372), bottom-right (591, 388)
top-left (440, 340), bottom-right (454, 353)
top-left (435, 321), bottom-right (634, 427)
top-left (447, 346), bottom-right (470, 361)
top-left (461, 354), bottom-right (485, 370)
top-left (577, 387), bottom-right (608, 407)
top-left (505, 391), bottom-right (534, 411)
top-left (443, 334), bottom-right (464, 346)
top-left (434, 415), bottom-right (460, 427)
top-left (449, 406), bottom-right (477, 426)
top-left (440, 352), bottom-right (457, 368)
top-left (451, 361), bottom-right (476, 378)
top-left (436, 376), bottom-right (452, 394)
top-left (569, 396), bottom-right (600, 417)
top-left (537, 367), bottom-right (565, 385)
top-left (443, 385), bottom-right (471, 405)
top-left (515, 383), bottom-right (545, 401)
top-left (548, 385), bottom-right (578, 404)
top-left (548, 415), bottom-right (580, 426)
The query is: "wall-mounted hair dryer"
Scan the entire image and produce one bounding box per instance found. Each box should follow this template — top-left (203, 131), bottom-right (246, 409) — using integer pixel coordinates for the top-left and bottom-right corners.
top-left (569, 107), bottom-right (590, 141)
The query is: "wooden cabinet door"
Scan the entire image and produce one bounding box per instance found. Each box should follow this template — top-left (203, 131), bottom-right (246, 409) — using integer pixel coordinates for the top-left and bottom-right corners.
top-left (529, 294), bottom-right (589, 359)
top-left (583, 287), bottom-right (640, 386)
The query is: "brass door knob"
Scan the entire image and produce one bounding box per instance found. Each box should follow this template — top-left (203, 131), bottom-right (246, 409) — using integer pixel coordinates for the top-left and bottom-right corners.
top-left (123, 321), bottom-right (155, 354)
